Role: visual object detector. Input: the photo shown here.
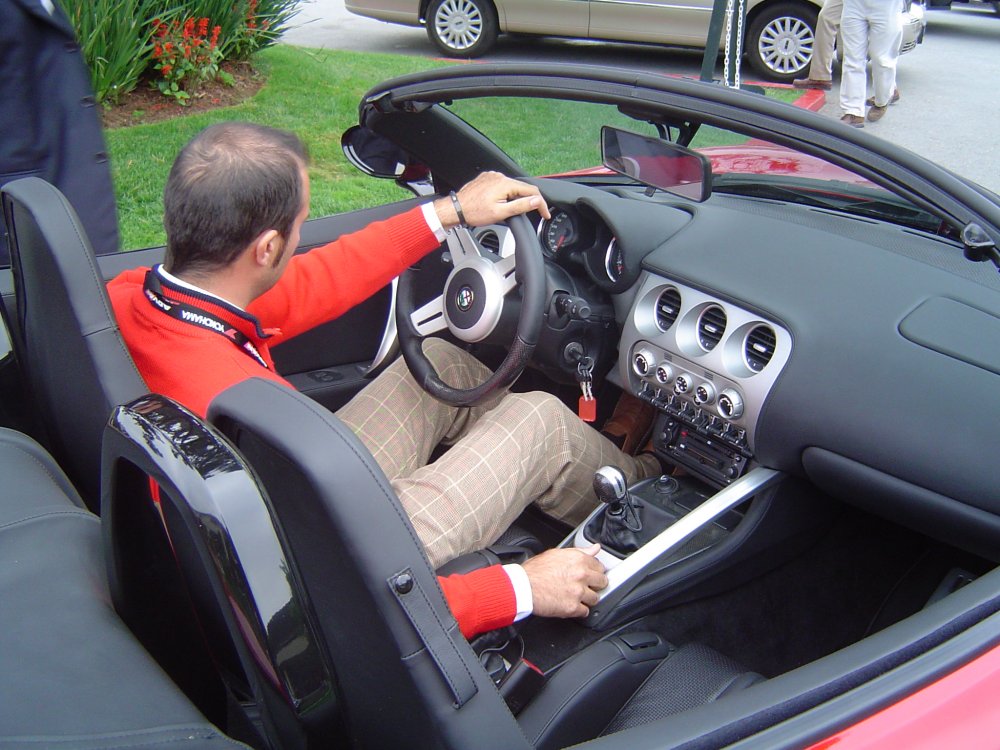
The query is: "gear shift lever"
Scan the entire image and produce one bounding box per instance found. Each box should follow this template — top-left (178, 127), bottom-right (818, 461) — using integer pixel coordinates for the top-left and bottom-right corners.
top-left (593, 466), bottom-right (629, 513)
top-left (593, 466), bottom-right (641, 531)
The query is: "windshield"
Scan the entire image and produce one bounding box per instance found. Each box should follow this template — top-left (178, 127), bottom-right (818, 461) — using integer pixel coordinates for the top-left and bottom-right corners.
top-left (444, 96), bottom-right (944, 234)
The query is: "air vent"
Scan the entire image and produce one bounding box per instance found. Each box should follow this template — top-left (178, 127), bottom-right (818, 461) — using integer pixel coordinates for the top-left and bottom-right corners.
top-left (744, 324), bottom-right (777, 373)
top-left (476, 229), bottom-right (500, 254)
top-left (654, 287), bottom-right (682, 331)
top-left (697, 305), bottom-right (727, 352)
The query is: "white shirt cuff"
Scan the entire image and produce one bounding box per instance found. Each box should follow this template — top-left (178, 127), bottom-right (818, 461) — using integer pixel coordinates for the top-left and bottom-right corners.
top-left (421, 201), bottom-right (448, 242)
top-left (503, 563), bottom-right (534, 622)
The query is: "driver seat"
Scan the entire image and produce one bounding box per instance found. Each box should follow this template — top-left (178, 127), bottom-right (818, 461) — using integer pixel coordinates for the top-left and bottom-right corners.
top-left (0, 176), bottom-right (147, 510)
top-left (103, 381), bottom-right (532, 749)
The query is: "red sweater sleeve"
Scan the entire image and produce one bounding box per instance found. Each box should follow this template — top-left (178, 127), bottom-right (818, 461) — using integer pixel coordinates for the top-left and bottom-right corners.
top-left (437, 566), bottom-right (517, 639)
top-left (248, 205), bottom-right (439, 339)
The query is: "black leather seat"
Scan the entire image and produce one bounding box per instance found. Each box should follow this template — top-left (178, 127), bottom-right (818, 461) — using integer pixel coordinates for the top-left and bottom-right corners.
top-left (102, 379), bottom-right (764, 749)
top-left (103, 384), bottom-right (530, 749)
top-left (0, 427), bottom-right (240, 749)
top-left (1, 176), bottom-right (147, 510)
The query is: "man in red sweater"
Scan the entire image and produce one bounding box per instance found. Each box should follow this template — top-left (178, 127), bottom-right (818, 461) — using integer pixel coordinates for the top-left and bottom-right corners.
top-left (109, 122), bottom-right (658, 638)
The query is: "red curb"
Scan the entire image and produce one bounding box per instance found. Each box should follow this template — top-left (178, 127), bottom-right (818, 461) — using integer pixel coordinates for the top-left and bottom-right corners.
top-left (792, 88), bottom-right (826, 112)
top-left (739, 79), bottom-right (827, 111)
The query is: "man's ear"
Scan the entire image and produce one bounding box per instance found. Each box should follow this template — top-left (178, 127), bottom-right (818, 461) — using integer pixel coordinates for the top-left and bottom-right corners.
top-left (251, 229), bottom-right (282, 268)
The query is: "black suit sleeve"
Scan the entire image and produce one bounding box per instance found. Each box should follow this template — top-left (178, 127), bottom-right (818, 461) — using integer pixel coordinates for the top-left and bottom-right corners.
top-left (0, 0), bottom-right (120, 265)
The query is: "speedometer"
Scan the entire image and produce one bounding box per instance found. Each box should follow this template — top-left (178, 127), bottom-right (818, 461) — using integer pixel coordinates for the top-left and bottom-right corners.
top-left (542, 210), bottom-right (577, 254)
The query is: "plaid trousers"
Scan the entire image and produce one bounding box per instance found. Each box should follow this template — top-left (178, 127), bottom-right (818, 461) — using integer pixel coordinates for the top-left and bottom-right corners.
top-left (336, 338), bottom-right (658, 567)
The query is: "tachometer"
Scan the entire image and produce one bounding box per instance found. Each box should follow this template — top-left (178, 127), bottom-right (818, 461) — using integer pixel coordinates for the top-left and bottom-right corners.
top-left (542, 210), bottom-right (577, 255)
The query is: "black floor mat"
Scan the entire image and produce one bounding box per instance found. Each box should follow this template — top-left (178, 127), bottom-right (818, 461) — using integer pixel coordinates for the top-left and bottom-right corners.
top-left (633, 506), bottom-right (991, 677)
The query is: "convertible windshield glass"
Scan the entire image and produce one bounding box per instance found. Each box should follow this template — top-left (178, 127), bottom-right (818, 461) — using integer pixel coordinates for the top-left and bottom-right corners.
top-left (444, 96), bottom-right (942, 233)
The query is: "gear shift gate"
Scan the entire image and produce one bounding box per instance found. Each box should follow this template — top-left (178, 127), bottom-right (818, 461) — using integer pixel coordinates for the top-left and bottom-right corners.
top-left (586, 469), bottom-right (715, 559)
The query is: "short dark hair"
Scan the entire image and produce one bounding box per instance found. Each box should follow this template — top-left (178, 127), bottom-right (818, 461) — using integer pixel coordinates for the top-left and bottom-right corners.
top-left (163, 122), bottom-right (310, 276)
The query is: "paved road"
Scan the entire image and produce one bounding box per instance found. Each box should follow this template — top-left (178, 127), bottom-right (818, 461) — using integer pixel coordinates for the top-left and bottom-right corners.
top-left (283, 1), bottom-right (999, 192)
top-left (817, 6), bottom-right (999, 193)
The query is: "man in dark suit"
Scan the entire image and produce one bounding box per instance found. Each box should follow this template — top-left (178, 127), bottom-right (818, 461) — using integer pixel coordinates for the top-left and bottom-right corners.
top-left (0, 0), bottom-right (119, 264)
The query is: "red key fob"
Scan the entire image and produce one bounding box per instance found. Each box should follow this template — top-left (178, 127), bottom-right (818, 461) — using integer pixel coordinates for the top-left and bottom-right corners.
top-left (578, 395), bottom-right (597, 422)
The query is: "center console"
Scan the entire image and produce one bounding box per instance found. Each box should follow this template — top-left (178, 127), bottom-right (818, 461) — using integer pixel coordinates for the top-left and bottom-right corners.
top-left (563, 465), bottom-right (783, 628)
top-left (613, 273), bottom-right (792, 488)
top-left (552, 271), bottom-right (806, 628)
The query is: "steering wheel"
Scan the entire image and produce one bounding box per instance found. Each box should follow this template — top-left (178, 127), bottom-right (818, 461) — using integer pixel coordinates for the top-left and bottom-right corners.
top-left (396, 213), bottom-right (546, 407)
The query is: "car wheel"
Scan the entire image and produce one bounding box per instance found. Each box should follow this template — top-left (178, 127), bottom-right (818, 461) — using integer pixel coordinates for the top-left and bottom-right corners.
top-left (426, 0), bottom-right (499, 58)
top-left (746, 2), bottom-right (819, 83)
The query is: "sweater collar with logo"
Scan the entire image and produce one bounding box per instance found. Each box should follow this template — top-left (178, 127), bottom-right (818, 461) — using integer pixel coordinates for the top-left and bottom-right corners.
top-left (142, 265), bottom-right (279, 369)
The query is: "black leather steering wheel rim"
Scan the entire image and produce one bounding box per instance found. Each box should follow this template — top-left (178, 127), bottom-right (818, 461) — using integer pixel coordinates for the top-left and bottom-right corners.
top-left (396, 212), bottom-right (545, 407)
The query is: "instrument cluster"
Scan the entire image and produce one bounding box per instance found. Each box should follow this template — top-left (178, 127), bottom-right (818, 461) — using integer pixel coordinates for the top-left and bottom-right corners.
top-left (537, 206), bottom-right (625, 285)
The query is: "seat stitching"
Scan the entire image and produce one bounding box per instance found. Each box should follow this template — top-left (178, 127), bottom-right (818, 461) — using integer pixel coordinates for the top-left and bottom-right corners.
top-left (0, 442), bottom-right (80, 502)
top-left (0, 509), bottom-right (98, 532)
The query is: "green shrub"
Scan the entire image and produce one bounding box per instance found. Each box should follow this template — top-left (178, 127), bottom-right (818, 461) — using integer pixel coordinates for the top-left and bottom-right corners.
top-left (57, 0), bottom-right (160, 104)
top-left (59, 0), bottom-right (302, 105)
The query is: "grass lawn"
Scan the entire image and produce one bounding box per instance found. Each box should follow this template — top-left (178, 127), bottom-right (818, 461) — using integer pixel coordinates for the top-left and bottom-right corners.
top-left (107, 45), bottom-right (803, 251)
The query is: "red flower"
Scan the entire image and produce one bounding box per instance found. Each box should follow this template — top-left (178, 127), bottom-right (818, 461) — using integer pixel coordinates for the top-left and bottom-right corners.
top-left (153, 43), bottom-right (162, 58)
top-left (161, 64), bottom-right (173, 75)
top-left (183, 17), bottom-right (194, 39)
top-left (199, 17), bottom-right (209, 37)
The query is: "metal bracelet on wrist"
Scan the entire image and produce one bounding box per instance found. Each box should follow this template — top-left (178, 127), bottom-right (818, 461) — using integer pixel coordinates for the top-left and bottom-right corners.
top-left (449, 190), bottom-right (467, 227)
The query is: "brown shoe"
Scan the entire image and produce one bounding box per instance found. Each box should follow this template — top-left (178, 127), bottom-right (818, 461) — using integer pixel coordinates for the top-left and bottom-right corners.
top-left (866, 104), bottom-right (888, 122)
top-left (792, 77), bottom-right (832, 90)
top-left (840, 114), bottom-right (865, 128)
top-left (601, 393), bottom-right (656, 455)
top-left (866, 88), bottom-right (900, 107)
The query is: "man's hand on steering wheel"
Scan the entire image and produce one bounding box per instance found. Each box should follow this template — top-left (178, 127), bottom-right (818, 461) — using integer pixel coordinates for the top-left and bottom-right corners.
top-left (396, 171), bottom-right (553, 407)
top-left (431, 171), bottom-right (551, 230)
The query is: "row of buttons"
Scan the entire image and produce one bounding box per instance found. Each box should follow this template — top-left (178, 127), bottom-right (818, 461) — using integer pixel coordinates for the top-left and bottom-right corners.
top-left (633, 348), bottom-right (745, 420)
top-left (635, 384), bottom-right (750, 454)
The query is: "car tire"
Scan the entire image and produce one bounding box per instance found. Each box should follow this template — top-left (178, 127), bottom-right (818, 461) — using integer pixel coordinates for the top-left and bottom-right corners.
top-left (746, 2), bottom-right (819, 83)
top-left (426, 0), bottom-right (499, 58)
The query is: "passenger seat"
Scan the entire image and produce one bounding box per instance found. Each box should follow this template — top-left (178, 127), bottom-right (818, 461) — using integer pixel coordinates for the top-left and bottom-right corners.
top-left (0, 427), bottom-right (242, 749)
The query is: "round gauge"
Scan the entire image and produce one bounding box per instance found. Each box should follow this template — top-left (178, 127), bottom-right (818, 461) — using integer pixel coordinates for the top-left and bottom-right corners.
top-left (605, 238), bottom-right (625, 282)
top-left (542, 210), bottom-right (577, 254)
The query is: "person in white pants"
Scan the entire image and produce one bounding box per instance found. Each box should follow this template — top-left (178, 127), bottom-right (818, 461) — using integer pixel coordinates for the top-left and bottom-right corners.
top-left (839, 0), bottom-right (903, 127)
top-left (793, 0), bottom-right (844, 90)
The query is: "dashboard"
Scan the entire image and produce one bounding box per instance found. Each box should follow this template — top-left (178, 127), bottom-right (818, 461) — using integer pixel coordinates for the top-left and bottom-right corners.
top-left (527, 178), bottom-right (1000, 560)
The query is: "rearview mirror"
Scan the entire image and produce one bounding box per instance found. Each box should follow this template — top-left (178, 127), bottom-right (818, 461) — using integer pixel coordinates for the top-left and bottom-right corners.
top-left (601, 126), bottom-right (712, 201)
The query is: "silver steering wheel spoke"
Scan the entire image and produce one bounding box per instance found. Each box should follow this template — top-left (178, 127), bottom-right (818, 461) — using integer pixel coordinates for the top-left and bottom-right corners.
top-left (495, 253), bottom-right (518, 295)
top-left (445, 225), bottom-right (483, 264)
top-left (409, 294), bottom-right (448, 337)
